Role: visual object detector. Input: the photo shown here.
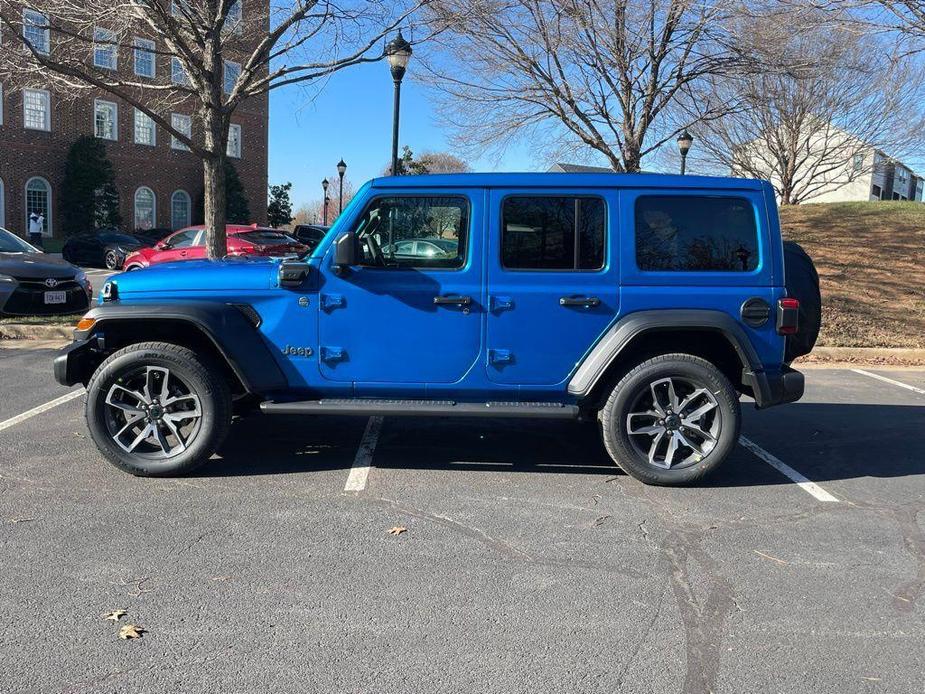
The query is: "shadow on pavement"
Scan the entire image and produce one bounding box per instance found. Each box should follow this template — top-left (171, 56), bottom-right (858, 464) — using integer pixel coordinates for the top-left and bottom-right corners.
top-left (200, 402), bottom-right (925, 486)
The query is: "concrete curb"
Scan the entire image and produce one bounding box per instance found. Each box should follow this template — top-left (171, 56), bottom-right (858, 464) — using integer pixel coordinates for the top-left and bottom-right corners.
top-left (799, 346), bottom-right (925, 365)
top-left (0, 324), bottom-right (74, 341)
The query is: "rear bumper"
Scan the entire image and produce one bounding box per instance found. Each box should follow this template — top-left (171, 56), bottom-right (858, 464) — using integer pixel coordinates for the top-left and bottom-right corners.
top-left (743, 365), bottom-right (804, 410)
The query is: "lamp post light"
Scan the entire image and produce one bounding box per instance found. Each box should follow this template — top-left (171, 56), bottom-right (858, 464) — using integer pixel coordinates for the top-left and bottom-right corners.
top-left (337, 159), bottom-right (347, 214)
top-left (385, 30), bottom-right (412, 176)
top-left (677, 129), bottom-right (694, 175)
top-left (322, 178), bottom-right (329, 225)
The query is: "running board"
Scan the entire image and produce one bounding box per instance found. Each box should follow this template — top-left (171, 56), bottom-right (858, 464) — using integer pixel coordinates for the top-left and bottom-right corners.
top-left (259, 398), bottom-right (580, 419)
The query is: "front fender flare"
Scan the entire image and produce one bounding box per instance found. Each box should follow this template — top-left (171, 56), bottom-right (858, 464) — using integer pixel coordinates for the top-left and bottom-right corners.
top-left (567, 309), bottom-right (762, 398)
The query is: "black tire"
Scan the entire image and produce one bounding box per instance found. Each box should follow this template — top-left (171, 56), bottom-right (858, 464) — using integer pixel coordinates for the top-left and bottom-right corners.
top-left (600, 353), bottom-right (740, 486)
top-left (85, 341), bottom-right (232, 476)
top-left (783, 241), bottom-right (821, 362)
top-left (104, 249), bottom-right (121, 270)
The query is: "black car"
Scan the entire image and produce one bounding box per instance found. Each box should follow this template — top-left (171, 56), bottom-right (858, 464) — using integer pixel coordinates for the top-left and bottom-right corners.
top-left (290, 224), bottom-right (329, 251)
top-left (0, 228), bottom-right (92, 316)
top-left (62, 229), bottom-right (160, 270)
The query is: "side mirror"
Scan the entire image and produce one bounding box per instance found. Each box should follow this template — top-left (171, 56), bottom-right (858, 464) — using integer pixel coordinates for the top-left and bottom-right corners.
top-left (155, 240), bottom-right (170, 250)
top-left (333, 231), bottom-right (357, 269)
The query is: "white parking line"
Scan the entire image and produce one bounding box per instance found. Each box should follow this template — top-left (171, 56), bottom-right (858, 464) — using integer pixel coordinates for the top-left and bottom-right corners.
top-left (344, 416), bottom-right (383, 492)
top-left (739, 435), bottom-right (839, 503)
top-left (0, 389), bottom-right (84, 433)
top-left (851, 368), bottom-right (925, 395)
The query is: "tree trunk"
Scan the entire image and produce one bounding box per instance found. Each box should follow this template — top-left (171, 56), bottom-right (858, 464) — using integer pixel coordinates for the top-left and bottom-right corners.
top-left (203, 156), bottom-right (228, 259)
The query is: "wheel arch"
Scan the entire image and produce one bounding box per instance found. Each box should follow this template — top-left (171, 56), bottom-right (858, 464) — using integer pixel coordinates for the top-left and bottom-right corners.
top-left (570, 310), bottom-right (761, 410)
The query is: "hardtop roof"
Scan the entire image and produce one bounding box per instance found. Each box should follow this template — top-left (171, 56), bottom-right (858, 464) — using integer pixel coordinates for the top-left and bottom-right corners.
top-left (369, 171), bottom-right (767, 191)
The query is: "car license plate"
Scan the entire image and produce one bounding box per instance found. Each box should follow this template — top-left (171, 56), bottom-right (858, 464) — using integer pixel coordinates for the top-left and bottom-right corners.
top-left (44, 291), bottom-right (67, 305)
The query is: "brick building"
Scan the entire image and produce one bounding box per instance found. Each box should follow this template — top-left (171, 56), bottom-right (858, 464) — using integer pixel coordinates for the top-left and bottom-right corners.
top-left (0, 4), bottom-right (268, 240)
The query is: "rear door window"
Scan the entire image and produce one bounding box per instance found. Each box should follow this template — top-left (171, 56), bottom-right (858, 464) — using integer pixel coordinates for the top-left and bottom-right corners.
top-left (635, 196), bottom-right (759, 272)
top-left (501, 196), bottom-right (605, 270)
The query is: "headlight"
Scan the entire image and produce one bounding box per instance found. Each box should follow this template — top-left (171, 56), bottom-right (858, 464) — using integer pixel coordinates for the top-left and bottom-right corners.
top-left (74, 270), bottom-right (87, 284)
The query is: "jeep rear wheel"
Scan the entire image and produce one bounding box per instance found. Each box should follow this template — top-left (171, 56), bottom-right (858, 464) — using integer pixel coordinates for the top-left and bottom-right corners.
top-left (85, 342), bottom-right (232, 476)
top-left (600, 354), bottom-right (740, 486)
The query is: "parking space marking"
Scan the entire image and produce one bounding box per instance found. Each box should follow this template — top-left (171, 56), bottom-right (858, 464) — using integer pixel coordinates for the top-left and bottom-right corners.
top-left (0, 389), bottom-right (84, 433)
top-left (851, 369), bottom-right (925, 395)
top-left (344, 416), bottom-right (383, 492)
top-left (739, 436), bottom-right (839, 502)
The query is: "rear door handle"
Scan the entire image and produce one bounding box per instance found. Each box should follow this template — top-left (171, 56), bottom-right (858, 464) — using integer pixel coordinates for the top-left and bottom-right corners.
top-left (560, 296), bottom-right (601, 308)
top-left (434, 295), bottom-right (472, 306)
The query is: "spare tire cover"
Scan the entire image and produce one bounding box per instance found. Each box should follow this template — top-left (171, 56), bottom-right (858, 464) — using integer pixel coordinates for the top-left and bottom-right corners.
top-left (782, 240), bottom-right (821, 362)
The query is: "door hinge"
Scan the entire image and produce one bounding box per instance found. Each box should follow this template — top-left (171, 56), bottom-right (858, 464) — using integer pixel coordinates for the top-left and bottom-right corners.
top-left (488, 349), bottom-right (513, 365)
top-left (320, 346), bottom-right (347, 363)
top-left (320, 294), bottom-right (346, 311)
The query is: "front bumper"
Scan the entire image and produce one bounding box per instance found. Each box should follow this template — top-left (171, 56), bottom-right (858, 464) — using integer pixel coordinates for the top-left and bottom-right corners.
top-left (743, 365), bottom-right (804, 410)
top-left (54, 337), bottom-right (94, 387)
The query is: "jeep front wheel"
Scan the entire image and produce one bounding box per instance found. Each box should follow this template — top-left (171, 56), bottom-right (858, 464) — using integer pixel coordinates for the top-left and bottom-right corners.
top-left (85, 342), bottom-right (232, 476)
top-left (600, 354), bottom-right (740, 486)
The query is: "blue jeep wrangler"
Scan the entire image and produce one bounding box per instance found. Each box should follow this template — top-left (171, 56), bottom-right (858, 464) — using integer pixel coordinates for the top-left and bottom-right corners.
top-left (54, 173), bottom-right (819, 486)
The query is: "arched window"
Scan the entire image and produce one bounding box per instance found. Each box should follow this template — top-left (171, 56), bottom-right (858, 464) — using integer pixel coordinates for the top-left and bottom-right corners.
top-left (171, 190), bottom-right (191, 231)
top-left (25, 177), bottom-right (51, 236)
top-left (134, 186), bottom-right (156, 230)
top-left (0, 178), bottom-right (5, 228)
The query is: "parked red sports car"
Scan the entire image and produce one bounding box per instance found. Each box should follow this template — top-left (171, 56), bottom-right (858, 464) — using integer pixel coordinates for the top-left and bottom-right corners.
top-left (122, 225), bottom-right (307, 270)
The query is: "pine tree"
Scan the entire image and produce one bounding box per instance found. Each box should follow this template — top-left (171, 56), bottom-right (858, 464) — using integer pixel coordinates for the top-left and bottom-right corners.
top-left (267, 183), bottom-right (294, 227)
top-left (225, 160), bottom-right (251, 224)
top-left (60, 137), bottom-right (121, 236)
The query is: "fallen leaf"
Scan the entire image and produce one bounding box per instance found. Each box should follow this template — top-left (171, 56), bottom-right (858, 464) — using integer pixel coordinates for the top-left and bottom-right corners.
top-left (104, 610), bottom-right (127, 621)
top-left (387, 526), bottom-right (407, 536)
top-left (118, 624), bottom-right (146, 640)
top-left (592, 514), bottom-right (611, 527)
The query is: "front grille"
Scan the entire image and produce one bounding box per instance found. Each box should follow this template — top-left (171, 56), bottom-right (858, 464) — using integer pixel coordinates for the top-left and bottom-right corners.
top-left (1, 285), bottom-right (89, 316)
top-left (12, 277), bottom-right (80, 290)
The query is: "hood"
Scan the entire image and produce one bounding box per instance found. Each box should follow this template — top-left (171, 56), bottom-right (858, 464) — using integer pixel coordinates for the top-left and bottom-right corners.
top-left (0, 252), bottom-right (79, 279)
top-left (111, 257), bottom-right (280, 294)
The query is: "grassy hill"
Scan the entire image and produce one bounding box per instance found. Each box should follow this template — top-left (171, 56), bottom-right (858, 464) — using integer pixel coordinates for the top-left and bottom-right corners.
top-left (779, 201), bottom-right (925, 348)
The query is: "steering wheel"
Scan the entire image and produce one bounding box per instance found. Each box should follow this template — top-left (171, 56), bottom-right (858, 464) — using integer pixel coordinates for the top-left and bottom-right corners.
top-left (361, 234), bottom-right (385, 266)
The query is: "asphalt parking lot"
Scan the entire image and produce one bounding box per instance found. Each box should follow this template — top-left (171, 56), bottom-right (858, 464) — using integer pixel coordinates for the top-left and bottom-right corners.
top-left (1, 343), bottom-right (923, 693)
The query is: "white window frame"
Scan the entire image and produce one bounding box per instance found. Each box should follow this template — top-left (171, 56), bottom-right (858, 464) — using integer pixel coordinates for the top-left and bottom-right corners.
top-left (133, 108), bottom-right (156, 146)
top-left (134, 186), bottom-right (157, 230)
top-left (23, 9), bottom-right (50, 55)
top-left (133, 38), bottom-right (155, 78)
top-left (223, 60), bottom-right (240, 95)
top-left (93, 28), bottom-right (117, 70)
top-left (94, 99), bottom-right (118, 141)
top-left (227, 123), bottom-right (242, 158)
top-left (171, 189), bottom-right (192, 230)
top-left (171, 113), bottom-right (191, 151)
top-left (25, 176), bottom-right (52, 236)
top-left (23, 88), bottom-right (51, 131)
top-left (171, 57), bottom-right (190, 86)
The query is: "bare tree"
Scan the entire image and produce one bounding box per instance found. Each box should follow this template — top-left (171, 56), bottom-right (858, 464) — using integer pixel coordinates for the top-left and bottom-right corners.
top-left (422, 0), bottom-right (747, 172)
top-left (381, 145), bottom-right (471, 174)
top-left (697, 11), bottom-right (925, 204)
top-left (295, 175), bottom-right (357, 226)
top-left (0, 0), bottom-right (429, 257)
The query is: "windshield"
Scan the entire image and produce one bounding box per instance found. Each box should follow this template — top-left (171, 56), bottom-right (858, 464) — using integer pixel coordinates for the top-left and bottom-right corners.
top-left (0, 228), bottom-right (40, 253)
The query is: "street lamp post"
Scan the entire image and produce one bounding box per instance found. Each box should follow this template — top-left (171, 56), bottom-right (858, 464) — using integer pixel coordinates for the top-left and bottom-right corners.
top-left (385, 31), bottom-right (412, 176)
top-left (337, 159), bottom-right (347, 214)
top-left (322, 178), bottom-right (329, 225)
top-left (677, 130), bottom-right (694, 175)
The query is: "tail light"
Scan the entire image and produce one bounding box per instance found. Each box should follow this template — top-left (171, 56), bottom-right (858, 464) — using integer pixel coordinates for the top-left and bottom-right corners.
top-left (777, 297), bottom-right (800, 335)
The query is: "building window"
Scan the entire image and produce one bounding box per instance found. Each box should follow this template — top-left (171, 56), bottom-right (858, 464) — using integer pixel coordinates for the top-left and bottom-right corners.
top-left (227, 0), bottom-right (242, 31)
top-left (171, 113), bottom-right (191, 150)
top-left (134, 108), bottom-right (155, 146)
top-left (25, 177), bottom-right (51, 236)
top-left (897, 168), bottom-right (908, 183)
top-left (23, 89), bottom-right (50, 131)
top-left (227, 123), bottom-right (242, 158)
top-left (852, 153), bottom-right (864, 173)
top-left (134, 187), bottom-right (156, 230)
top-left (224, 60), bottom-right (240, 94)
top-left (23, 10), bottom-right (50, 55)
top-left (0, 177), bottom-right (5, 228)
top-left (134, 38), bottom-right (155, 78)
top-left (0, 84), bottom-right (4, 125)
top-left (871, 184), bottom-right (882, 199)
top-left (171, 57), bottom-right (190, 86)
top-left (94, 99), bottom-right (118, 140)
top-left (93, 28), bottom-right (117, 70)
top-left (171, 190), bottom-right (191, 230)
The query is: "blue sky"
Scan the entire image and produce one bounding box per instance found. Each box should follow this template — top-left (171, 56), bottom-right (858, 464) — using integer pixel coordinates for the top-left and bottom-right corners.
top-left (268, 60), bottom-right (538, 209)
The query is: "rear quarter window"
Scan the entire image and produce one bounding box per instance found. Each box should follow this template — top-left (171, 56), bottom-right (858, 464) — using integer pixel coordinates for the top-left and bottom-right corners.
top-left (635, 196), bottom-right (759, 272)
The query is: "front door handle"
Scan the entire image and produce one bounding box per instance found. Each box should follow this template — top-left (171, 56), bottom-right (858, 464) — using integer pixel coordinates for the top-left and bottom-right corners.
top-left (560, 296), bottom-right (601, 308)
top-left (434, 295), bottom-right (472, 306)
